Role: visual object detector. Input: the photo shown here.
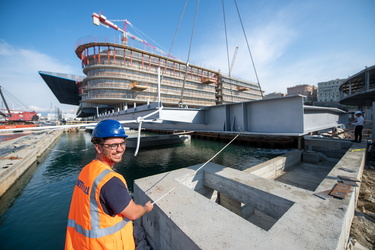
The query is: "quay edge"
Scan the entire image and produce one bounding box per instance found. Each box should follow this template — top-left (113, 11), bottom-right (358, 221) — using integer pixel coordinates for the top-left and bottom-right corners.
top-left (0, 130), bottom-right (64, 197)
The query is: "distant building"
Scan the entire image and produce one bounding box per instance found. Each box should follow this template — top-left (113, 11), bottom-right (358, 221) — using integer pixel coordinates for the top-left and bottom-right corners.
top-left (62, 112), bottom-right (77, 121)
top-left (287, 84), bottom-right (317, 102)
top-left (317, 79), bottom-right (346, 102)
top-left (47, 113), bottom-right (58, 121)
top-left (263, 92), bottom-right (286, 99)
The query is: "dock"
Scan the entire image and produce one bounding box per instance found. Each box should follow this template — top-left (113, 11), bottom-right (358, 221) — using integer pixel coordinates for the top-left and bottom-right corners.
top-left (134, 138), bottom-right (366, 249)
top-left (0, 130), bottom-right (63, 197)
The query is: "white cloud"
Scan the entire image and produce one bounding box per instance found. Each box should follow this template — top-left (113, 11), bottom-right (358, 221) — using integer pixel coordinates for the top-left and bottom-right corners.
top-left (0, 40), bottom-right (78, 113)
top-left (187, 2), bottom-right (374, 95)
top-left (190, 8), bottom-right (298, 89)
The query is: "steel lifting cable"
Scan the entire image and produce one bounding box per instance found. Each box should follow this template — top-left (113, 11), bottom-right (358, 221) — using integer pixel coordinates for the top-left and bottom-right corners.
top-left (150, 132), bottom-right (241, 205)
top-left (233, 0), bottom-right (264, 98)
top-left (222, 0), bottom-right (234, 102)
top-left (127, 22), bottom-right (169, 57)
top-left (167, 0), bottom-right (189, 58)
top-left (179, 0), bottom-right (200, 107)
top-left (156, 0), bottom-right (189, 104)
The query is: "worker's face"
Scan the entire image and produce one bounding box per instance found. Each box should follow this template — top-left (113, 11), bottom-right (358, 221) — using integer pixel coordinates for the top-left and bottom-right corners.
top-left (96, 137), bottom-right (126, 165)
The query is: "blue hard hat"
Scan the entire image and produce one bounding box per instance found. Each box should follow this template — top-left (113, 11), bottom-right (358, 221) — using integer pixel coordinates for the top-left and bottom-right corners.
top-left (92, 119), bottom-right (128, 138)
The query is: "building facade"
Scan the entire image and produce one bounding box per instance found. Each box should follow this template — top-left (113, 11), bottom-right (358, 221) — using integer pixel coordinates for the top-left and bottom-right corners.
top-left (317, 79), bottom-right (346, 102)
top-left (74, 38), bottom-right (263, 117)
top-left (287, 84), bottom-right (317, 102)
top-left (263, 92), bottom-right (286, 99)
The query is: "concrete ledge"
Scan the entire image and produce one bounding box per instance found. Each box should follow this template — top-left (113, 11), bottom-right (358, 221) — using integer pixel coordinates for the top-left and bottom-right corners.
top-left (304, 137), bottom-right (353, 158)
top-left (0, 130), bottom-right (63, 197)
top-left (243, 149), bottom-right (302, 179)
top-left (134, 139), bottom-right (366, 249)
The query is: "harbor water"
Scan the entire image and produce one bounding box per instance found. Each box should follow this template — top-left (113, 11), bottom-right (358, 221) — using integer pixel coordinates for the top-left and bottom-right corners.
top-left (0, 131), bottom-right (291, 249)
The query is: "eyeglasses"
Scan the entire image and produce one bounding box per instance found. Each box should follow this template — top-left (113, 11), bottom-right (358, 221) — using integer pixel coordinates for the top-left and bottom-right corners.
top-left (100, 141), bottom-right (127, 150)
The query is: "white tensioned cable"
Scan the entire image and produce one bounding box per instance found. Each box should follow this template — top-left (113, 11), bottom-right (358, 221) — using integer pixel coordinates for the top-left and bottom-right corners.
top-left (150, 132), bottom-right (241, 205)
top-left (131, 106), bottom-right (163, 156)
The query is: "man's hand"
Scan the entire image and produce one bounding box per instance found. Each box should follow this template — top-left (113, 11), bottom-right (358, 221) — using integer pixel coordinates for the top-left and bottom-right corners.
top-left (120, 200), bottom-right (154, 220)
top-left (144, 201), bottom-right (154, 212)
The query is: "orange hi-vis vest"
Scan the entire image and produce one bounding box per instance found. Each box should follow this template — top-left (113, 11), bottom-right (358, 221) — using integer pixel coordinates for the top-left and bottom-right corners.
top-left (65, 160), bottom-right (135, 250)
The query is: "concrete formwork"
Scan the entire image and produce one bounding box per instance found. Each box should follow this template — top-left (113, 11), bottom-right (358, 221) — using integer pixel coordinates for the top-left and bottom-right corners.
top-left (134, 139), bottom-right (366, 249)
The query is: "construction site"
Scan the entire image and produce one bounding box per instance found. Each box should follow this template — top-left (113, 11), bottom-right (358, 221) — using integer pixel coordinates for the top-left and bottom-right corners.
top-left (2, 8), bottom-right (372, 249)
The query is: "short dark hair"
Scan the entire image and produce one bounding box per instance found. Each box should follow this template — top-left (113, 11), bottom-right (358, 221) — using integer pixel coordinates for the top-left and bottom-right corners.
top-left (91, 137), bottom-right (106, 145)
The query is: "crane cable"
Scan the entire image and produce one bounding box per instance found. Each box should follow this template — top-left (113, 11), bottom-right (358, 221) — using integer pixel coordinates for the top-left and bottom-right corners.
top-left (157, 0), bottom-right (189, 105)
top-left (233, 0), bottom-right (264, 98)
top-left (222, 0), bottom-right (234, 102)
top-left (179, 0), bottom-right (200, 107)
top-left (167, 0), bottom-right (189, 59)
top-left (0, 86), bottom-right (33, 112)
top-left (149, 132), bottom-right (241, 205)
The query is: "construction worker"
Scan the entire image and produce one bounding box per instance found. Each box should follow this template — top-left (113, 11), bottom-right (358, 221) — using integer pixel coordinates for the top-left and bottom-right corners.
top-left (65, 119), bottom-right (153, 249)
top-left (349, 111), bottom-right (364, 143)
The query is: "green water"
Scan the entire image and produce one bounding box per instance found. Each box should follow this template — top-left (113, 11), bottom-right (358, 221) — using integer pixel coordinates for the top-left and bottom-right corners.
top-left (0, 132), bottom-right (291, 249)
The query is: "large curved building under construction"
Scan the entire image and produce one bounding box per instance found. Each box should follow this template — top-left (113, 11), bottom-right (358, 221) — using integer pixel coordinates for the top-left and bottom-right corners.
top-left (40, 13), bottom-right (263, 118)
top-left (339, 65), bottom-right (375, 107)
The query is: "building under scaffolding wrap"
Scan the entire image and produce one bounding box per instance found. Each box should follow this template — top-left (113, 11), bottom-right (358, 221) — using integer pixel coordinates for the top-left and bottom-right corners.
top-left (72, 37), bottom-right (262, 117)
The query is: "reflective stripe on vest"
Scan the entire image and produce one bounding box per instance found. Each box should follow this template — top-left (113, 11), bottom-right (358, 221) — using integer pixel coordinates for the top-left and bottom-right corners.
top-left (67, 169), bottom-right (130, 238)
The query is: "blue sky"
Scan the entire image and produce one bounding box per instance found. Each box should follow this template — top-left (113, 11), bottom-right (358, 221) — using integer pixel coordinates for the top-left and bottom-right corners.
top-left (1, 0), bottom-right (374, 113)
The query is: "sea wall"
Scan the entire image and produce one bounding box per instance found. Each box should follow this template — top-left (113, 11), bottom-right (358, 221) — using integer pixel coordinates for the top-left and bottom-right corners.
top-left (0, 130), bottom-right (63, 197)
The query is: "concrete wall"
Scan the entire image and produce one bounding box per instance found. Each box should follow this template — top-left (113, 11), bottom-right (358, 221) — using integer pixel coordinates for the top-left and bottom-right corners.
top-left (313, 142), bottom-right (366, 249)
top-left (243, 149), bottom-right (302, 179)
top-left (133, 177), bottom-right (201, 250)
top-left (304, 137), bottom-right (353, 158)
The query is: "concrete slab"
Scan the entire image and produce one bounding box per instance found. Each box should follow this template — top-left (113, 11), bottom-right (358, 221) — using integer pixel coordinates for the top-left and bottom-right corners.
top-left (0, 130), bottom-right (63, 197)
top-left (275, 161), bottom-right (337, 191)
top-left (134, 139), bottom-right (366, 250)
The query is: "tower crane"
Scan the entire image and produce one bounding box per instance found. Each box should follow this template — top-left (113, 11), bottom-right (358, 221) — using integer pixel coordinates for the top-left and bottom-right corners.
top-left (92, 12), bottom-right (174, 58)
